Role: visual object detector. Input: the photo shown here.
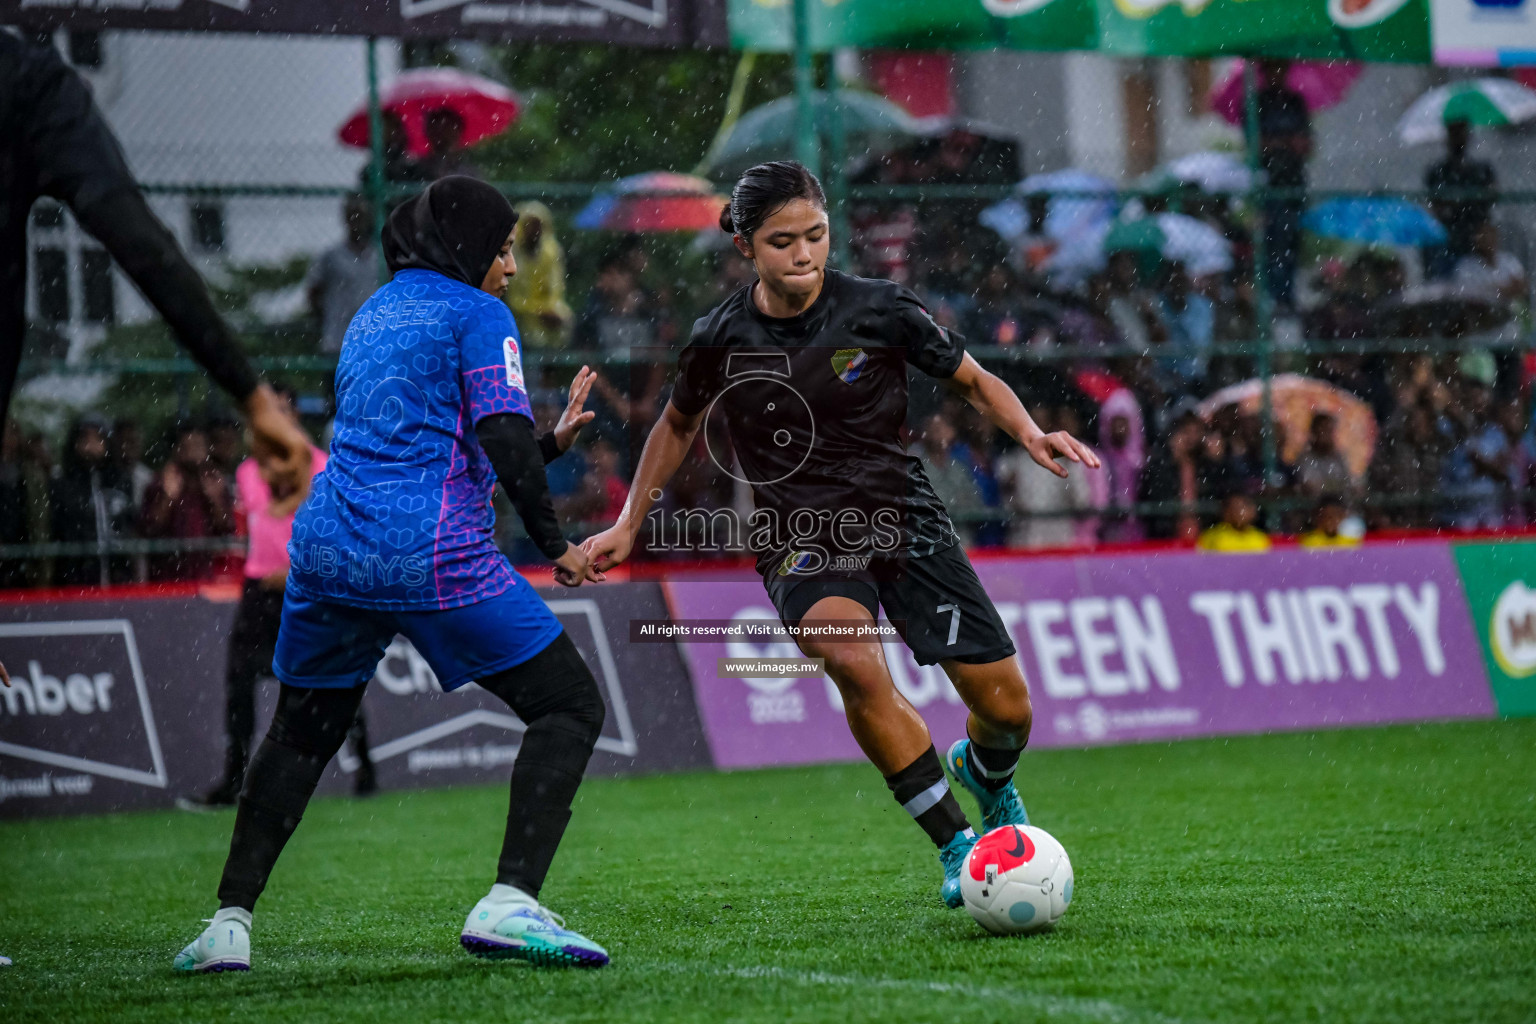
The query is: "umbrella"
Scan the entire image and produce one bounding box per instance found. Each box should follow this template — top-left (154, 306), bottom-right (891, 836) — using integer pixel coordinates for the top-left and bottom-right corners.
top-left (339, 69), bottom-right (521, 158)
top-left (1302, 198), bottom-right (1446, 246)
top-left (1103, 213), bottom-right (1234, 277)
top-left (979, 169), bottom-right (1118, 245)
top-left (1397, 78), bottom-right (1536, 146)
top-left (1372, 282), bottom-right (1513, 339)
top-left (1145, 151), bottom-right (1256, 196)
top-left (1196, 374), bottom-right (1377, 479)
top-left (706, 89), bottom-right (921, 174)
top-left (575, 172), bottom-right (728, 233)
top-left (866, 118), bottom-right (1023, 185)
top-left (1211, 61), bottom-right (1363, 126)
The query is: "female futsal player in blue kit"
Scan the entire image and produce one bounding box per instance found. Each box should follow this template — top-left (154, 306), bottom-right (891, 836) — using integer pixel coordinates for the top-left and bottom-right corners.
top-left (175, 177), bottom-right (612, 972)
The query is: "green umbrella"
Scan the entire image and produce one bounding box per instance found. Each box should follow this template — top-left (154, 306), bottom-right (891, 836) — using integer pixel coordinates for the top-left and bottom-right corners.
top-left (704, 89), bottom-right (921, 176)
top-left (1397, 78), bottom-right (1536, 146)
top-left (1101, 213), bottom-right (1233, 277)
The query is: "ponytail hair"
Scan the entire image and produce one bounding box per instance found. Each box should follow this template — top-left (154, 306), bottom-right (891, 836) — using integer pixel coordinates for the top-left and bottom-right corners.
top-left (720, 160), bottom-right (827, 242)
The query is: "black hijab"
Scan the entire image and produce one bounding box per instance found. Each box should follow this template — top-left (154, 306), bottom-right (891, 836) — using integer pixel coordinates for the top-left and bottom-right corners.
top-left (383, 175), bottom-right (517, 288)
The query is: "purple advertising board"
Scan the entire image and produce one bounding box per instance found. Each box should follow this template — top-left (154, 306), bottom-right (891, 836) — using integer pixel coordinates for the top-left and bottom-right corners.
top-left (0, 581), bottom-right (708, 819)
top-left (663, 542), bottom-right (1497, 769)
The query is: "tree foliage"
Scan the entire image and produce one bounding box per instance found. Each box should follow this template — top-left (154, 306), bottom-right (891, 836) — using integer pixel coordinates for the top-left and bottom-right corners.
top-left (475, 45), bottom-right (794, 184)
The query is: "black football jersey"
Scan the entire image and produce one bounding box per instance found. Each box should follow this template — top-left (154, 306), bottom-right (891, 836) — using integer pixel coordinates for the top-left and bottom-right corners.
top-left (671, 269), bottom-right (965, 576)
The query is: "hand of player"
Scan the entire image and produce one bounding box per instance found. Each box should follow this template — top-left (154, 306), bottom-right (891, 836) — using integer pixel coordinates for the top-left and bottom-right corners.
top-left (1023, 428), bottom-right (1101, 480)
top-left (266, 492), bottom-right (304, 519)
top-left (0, 659), bottom-right (9, 688)
top-left (552, 541), bottom-right (604, 588)
top-left (247, 383), bottom-right (314, 504)
top-left (553, 366), bottom-right (598, 452)
top-left (581, 523), bottom-right (635, 573)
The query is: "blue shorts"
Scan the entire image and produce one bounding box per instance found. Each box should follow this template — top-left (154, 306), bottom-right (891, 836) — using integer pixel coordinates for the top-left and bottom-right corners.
top-left (272, 574), bottom-right (563, 692)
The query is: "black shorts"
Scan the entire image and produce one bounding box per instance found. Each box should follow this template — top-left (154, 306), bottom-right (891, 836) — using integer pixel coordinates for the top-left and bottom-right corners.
top-left (762, 543), bottom-right (1016, 667)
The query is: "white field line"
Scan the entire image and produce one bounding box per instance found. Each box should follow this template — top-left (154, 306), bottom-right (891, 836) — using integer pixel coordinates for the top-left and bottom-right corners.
top-left (661, 961), bottom-right (1192, 1024)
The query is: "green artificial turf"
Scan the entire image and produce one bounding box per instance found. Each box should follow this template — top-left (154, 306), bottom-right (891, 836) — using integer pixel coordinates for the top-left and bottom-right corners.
top-left (2, 719), bottom-right (1534, 1024)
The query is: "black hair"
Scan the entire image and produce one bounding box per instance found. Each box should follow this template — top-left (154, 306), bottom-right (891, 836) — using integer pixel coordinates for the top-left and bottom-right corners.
top-left (719, 160), bottom-right (827, 242)
top-left (160, 418), bottom-right (206, 456)
top-left (597, 251), bottom-right (632, 274)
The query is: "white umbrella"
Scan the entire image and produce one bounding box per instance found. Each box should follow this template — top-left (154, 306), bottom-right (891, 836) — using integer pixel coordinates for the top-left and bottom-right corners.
top-left (1158, 151), bottom-right (1255, 195)
top-left (980, 169), bottom-right (1117, 245)
top-left (1049, 212), bottom-right (1233, 279)
top-left (1397, 78), bottom-right (1536, 146)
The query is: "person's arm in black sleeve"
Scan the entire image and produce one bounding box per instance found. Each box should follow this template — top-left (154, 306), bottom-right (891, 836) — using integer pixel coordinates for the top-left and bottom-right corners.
top-left (538, 431), bottom-right (563, 466)
top-left (17, 37), bottom-right (260, 401)
top-left (476, 412), bottom-right (568, 560)
top-left (74, 192), bottom-right (260, 401)
top-left (11, 36), bottom-right (312, 495)
top-left (893, 287), bottom-right (966, 379)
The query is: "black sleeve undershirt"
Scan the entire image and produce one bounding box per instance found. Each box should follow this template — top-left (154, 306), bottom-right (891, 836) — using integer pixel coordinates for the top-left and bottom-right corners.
top-left (538, 430), bottom-right (562, 466)
top-left (14, 38), bottom-right (260, 403)
top-left (73, 190), bottom-right (261, 402)
top-left (475, 413), bottom-right (567, 561)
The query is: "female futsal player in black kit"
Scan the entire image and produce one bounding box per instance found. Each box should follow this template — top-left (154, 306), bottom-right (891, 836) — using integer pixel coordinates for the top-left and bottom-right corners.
top-left (584, 162), bottom-right (1100, 906)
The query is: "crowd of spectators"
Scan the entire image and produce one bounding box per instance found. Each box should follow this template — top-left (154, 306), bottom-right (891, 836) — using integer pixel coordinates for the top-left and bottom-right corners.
top-left (0, 415), bottom-right (242, 588)
top-left (7, 79), bottom-right (1536, 586)
top-left (485, 98), bottom-right (1534, 562)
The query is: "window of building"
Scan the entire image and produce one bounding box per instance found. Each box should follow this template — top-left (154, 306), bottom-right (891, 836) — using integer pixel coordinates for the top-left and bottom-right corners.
top-left (35, 248), bottom-right (70, 324)
top-left (81, 249), bottom-right (116, 325)
top-left (402, 39), bottom-right (452, 68)
top-left (28, 199), bottom-right (116, 342)
top-left (68, 30), bottom-right (102, 69)
top-left (190, 200), bottom-right (226, 253)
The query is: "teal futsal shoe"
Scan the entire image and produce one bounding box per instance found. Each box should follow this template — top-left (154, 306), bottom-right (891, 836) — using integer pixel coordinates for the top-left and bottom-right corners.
top-left (173, 908), bottom-right (251, 973)
top-left (460, 884), bottom-right (610, 968)
top-left (939, 828), bottom-right (978, 909)
top-left (947, 738), bottom-right (1030, 834)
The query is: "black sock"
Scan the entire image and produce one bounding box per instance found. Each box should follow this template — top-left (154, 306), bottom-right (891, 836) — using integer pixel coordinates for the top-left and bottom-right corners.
top-left (967, 736), bottom-right (1024, 791)
top-left (215, 736), bottom-right (329, 911)
top-left (215, 684), bottom-right (361, 911)
top-left (494, 723), bottom-right (589, 898)
top-left (477, 632), bottom-right (605, 900)
top-left (884, 746), bottom-right (971, 848)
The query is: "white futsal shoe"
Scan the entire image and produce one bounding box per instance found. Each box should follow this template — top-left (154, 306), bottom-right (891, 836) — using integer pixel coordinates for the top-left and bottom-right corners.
top-left (460, 884), bottom-right (610, 968)
top-left (173, 907), bottom-right (252, 973)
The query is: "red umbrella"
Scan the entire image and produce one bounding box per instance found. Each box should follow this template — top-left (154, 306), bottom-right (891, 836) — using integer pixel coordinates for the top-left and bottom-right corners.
top-left (1211, 60), bottom-right (1362, 126)
top-left (574, 172), bottom-right (728, 233)
top-left (1196, 374), bottom-right (1377, 479)
top-left (338, 69), bottom-right (521, 158)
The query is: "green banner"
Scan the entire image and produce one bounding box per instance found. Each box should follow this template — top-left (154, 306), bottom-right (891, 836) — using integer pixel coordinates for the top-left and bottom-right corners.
top-left (1096, 0), bottom-right (1428, 60)
top-left (1096, 0), bottom-right (1329, 57)
top-left (1277, 0), bottom-right (1431, 62)
top-left (727, 0), bottom-right (1096, 53)
top-left (727, 0), bottom-right (1428, 60)
top-left (1453, 540), bottom-right (1536, 717)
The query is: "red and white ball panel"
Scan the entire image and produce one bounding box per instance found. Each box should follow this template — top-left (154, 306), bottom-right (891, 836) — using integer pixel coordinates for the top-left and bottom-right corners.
top-left (960, 825), bottom-right (1074, 935)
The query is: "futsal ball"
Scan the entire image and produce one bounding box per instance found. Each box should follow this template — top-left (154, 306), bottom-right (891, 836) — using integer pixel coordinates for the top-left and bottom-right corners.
top-left (960, 824), bottom-right (1073, 935)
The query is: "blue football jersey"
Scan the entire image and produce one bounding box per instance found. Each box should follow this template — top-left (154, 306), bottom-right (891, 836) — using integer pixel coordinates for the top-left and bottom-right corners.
top-left (288, 268), bottom-right (535, 610)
